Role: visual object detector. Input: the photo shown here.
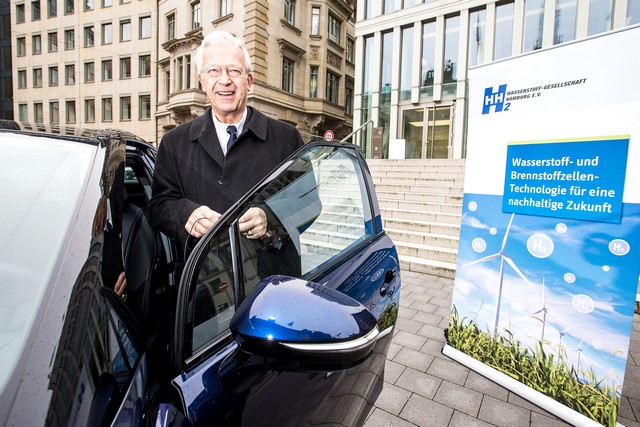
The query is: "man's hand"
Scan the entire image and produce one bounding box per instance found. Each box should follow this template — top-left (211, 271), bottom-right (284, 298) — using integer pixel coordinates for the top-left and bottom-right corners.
top-left (185, 205), bottom-right (221, 238)
top-left (239, 207), bottom-right (268, 239)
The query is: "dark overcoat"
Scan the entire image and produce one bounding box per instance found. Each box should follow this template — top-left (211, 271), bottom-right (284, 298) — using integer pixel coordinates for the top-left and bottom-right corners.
top-left (149, 106), bottom-right (304, 249)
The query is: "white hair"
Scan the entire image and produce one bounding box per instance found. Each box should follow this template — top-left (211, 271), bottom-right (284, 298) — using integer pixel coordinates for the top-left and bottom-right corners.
top-left (194, 31), bottom-right (252, 74)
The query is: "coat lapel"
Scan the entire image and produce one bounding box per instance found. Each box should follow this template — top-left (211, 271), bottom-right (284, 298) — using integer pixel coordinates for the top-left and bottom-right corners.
top-left (189, 110), bottom-right (225, 168)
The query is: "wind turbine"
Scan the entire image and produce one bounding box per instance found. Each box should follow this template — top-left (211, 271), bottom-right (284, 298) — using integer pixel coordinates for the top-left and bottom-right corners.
top-left (531, 278), bottom-right (548, 343)
top-left (463, 213), bottom-right (533, 338)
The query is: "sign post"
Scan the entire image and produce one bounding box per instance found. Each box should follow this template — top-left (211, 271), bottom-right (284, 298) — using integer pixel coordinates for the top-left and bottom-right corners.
top-left (323, 129), bottom-right (334, 142)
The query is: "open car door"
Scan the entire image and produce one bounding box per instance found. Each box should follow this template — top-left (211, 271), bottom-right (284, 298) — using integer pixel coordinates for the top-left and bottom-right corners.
top-left (170, 141), bottom-right (401, 426)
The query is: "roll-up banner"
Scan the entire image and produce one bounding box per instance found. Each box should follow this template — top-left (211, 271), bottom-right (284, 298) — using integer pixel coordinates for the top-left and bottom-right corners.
top-left (444, 26), bottom-right (640, 427)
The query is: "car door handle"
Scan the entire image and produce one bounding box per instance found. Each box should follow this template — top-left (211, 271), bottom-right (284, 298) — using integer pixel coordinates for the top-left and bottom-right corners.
top-left (379, 270), bottom-right (397, 296)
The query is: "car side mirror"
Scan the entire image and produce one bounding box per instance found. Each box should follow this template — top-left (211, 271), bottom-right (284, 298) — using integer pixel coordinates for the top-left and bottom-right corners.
top-left (229, 275), bottom-right (380, 371)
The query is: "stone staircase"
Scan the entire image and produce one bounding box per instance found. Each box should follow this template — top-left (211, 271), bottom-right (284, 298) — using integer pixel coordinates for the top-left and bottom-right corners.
top-left (367, 159), bottom-right (466, 279)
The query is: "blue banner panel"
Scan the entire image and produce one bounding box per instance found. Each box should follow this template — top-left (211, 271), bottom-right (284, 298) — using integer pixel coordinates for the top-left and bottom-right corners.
top-left (502, 137), bottom-right (629, 223)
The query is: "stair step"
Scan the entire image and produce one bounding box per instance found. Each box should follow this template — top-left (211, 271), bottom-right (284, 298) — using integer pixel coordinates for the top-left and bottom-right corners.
top-left (383, 217), bottom-right (460, 236)
top-left (385, 228), bottom-right (459, 249)
top-left (381, 207), bottom-right (460, 224)
top-left (399, 255), bottom-right (456, 279)
top-left (378, 199), bottom-right (462, 214)
top-left (394, 241), bottom-right (457, 264)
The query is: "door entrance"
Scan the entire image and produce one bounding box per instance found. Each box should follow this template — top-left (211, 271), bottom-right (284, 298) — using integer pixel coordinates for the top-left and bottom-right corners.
top-left (401, 104), bottom-right (452, 159)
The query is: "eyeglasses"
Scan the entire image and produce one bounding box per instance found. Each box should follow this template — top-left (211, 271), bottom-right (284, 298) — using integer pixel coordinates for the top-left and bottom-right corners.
top-left (205, 66), bottom-right (244, 78)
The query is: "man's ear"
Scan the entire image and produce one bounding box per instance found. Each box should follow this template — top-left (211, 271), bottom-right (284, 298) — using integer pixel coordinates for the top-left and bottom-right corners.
top-left (246, 73), bottom-right (254, 92)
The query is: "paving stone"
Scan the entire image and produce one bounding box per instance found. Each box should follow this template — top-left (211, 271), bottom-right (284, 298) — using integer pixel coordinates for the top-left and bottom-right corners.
top-left (412, 311), bottom-right (443, 327)
top-left (393, 330), bottom-right (428, 350)
top-left (396, 367), bottom-right (441, 399)
top-left (364, 408), bottom-right (418, 427)
top-left (618, 416), bottom-right (640, 427)
top-left (398, 305), bottom-right (418, 320)
top-left (433, 381), bottom-right (483, 417)
top-left (394, 346), bottom-right (434, 372)
top-left (463, 371), bottom-right (509, 401)
top-left (410, 301), bottom-right (439, 313)
top-left (448, 411), bottom-right (495, 427)
top-left (395, 317), bottom-right (425, 335)
top-left (477, 395), bottom-right (531, 427)
top-left (417, 323), bottom-right (447, 341)
top-left (388, 342), bottom-right (402, 359)
top-left (420, 339), bottom-right (449, 360)
top-left (427, 358), bottom-right (470, 386)
top-left (374, 383), bottom-right (412, 415)
top-left (399, 393), bottom-right (454, 427)
top-left (507, 391), bottom-right (554, 416)
top-left (530, 412), bottom-right (570, 427)
top-left (384, 359), bottom-right (406, 384)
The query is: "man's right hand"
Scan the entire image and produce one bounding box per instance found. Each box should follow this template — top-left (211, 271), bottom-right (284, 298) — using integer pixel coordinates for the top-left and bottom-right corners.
top-left (185, 206), bottom-right (221, 238)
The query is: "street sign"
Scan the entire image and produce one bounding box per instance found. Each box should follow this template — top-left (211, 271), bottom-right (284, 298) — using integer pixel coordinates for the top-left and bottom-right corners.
top-left (323, 129), bottom-right (334, 141)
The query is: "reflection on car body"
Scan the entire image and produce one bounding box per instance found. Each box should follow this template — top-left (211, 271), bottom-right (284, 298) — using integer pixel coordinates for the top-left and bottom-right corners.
top-left (0, 123), bottom-right (401, 427)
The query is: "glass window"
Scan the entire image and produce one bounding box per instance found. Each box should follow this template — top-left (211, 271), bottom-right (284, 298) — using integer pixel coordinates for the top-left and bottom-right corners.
top-left (311, 6), bottom-right (320, 35)
top-left (84, 62), bottom-right (94, 82)
top-left (102, 59), bottom-right (112, 80)
top-left (65, 100), bottom-right (76, 123)
top-left (284, 0), bottom-right (295, 25)
top-left (309, 66), bottom-right (318, 97)
top-left (120, 96), bottom-right (131, 120)
top-left (65, 0), bottom-right (73, 14)
top-left (399, 27), bottom-right (412, 101)
top-left (282, 57), bottom-right (294, 93)
top-left (16, 4), bottom-right (25, 23)
top-left (139, 16), bottom-right (151, 39)
top-left (85, 99), bottom-right (95, 122)
top-left (102, 22), bottom-right (112, 44)
top-left (121, 0), bottom-right (130, 4)
top-left (167, 13), bottom-right (175, 40)
top-left (32, 34), bottom-right (42, 54)
top-left (328, 13), bottom-right (341, 45)
top-left (49, 101), bottom-right (59, 123)
top-left (84, 0), bottom-right (92, 10)
top-left (185, 55), bottom-right (191, 88)
top-left (443, 15), bottom-right (460, 88)
top-left (120, 19), bottom-right (131, 41)
top-left (139, 54), bottom-right (151, 77)
top-left (468, 9), bottom-right (486, 67)
top-left (64, 29), bottom-right (74, 49)
top-left (120, 57), bottom-right (131, 79)
top-left (84, 26), bottom-right (94, 47)
top-left (523, 0), bottom-right (544, 51)
top-left (33, 102), bottom-right (42, 122)
top-left (48, 31), bottom-right (58, 52)
top-left (384, 0), bottom-right (398, 14)
top-left (219, 0), bottom-right (230, 17)
top-left (19, 104), bottom-right (28, 122)
top-left (494, 2), bottom-right (514, 60)
top-left (588, 0), bottom-right (613, 35)
top-left (365, 0), bottom-right (380, 19)
top-left (345, 86), bottom-right (353, 115)
top-left (191, 1), bottom-right (201, 30)
top-left (102, 0), bottom-right (111, 7)
top-left (48, 0), bottom-right (56, 17)
top-left (65, 64), bottom-right (75, 84)
top-left (32, 0), bottom-right (41, 20)
top-left (176, 56), bottom-right (183, 89)
top-left (18, 70), bottom-right (27, 89)
top-left (381, 30), bottom-right (393, 95)
top-left (326, 71), bottom-right (339, 103)
top-left (346, 38), bottom-right (354, 63)
top-left (33, 68), bottom-right (42, 87)
top-left (17, 37), bottom-right (26, 56)
top-left (49, 66), bottom-right (58, 86)
top-left (554, 0), bottom-right (577, 43)
top-left (628, 0), bottom-right (640, 25)
top-left (139, 94), bottom-right (151, 119)
top-left (102, 97), bottom-right (112, 121)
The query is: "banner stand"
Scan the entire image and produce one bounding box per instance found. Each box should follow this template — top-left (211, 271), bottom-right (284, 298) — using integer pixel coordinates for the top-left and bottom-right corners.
top-left (442, 344), bottom-right (624, 427)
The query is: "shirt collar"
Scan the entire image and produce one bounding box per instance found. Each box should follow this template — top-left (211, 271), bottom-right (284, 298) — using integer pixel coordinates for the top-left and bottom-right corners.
top-left (211, 109), bottom-right (248, 155)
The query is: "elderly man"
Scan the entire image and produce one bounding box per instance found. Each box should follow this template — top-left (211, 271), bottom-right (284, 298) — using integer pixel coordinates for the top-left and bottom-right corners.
top-left (149, 31), bottom-right (304, 254)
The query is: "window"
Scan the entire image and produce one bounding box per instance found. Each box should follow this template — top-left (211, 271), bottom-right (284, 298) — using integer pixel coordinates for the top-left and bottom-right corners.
top-left (16, 4), bottom-right (25, 23)
top-left (468, 9), bottom-right (486, 66)
top-left (120, 57), bottom-right (131, 79)
top-left (284, 0), bottom-right (295, 25)
top-left (102, 0), bottom-right (111, 7)
top-left (311, 6), bottom-right (320, 35)
top-left (19, 104), bottom-right (28, 122)
top-left (32, 34), bottom-right (42, 54)
top-left (523, 0), bottom-right (544, 51)
top-left (588, 0), bottom-right (613, 35)
top-left (328, 13), bottom-right (341, 45)
top-left (139, 54), bottom-right (151, 77)
top-left (32, 0), bottom-right (41, 20)
top-left (282, 57), bottom-right (294, 93)
top-left (185, 55), bottom-right (191, 88)
top-left (219, 0), bottom-right (230, 17)
top-left (139, 16), bottom-right (151, 39)
top-left (85, 99), bottom-right (95, 122)
top-left (139, 94), bottom-right (151, 119)
top-left (176, 56), bottom-right (183, 89)
top-left (628, 0), bottom-right (640, 25)
top-left (166, 13), bottom-right (175, 40)
top-left (64, 29), bottom-right (74, 49)
top-left (443, 15), bottom-right (460, 87)
top-left (554, 0), bottom-right (577, 44)
top-left (120, 96), bottom-right (131, 120)
top-left (102, 97), bottom-right (112, 121)
top-left (399, 27), bottom-right (412, 100)
top-left (191, 1), bottom-right (201, 30)
top-left (84, 62), bottom-right (94, 82)
top-left (33, 68), bottom-right (43, 87)
top-left (65, 100), bottom-right (76, 123)
top-left (494, 2), bottom-right (514, 60)
top-left (326, 71), bottom-right (338, 103)
top-left (102, 22), bottom-right (112, 44)
top-left (346, 38), bottom-right (354, 63)
top-left (84, 26), bottom-right (94, 47)
top-left (34, 103), bottom-right (43, 123)
top-left (48, 0), bottom-right (56, 17)
top-left (345, 87), bottom-right (353, 115)
top-left (121, 0), bottom-right (130, 4)
top-left (84, 0), bottom-right (93, 10)
top-left (17, 37), bottom-right (26, 56)
top-left (49, 66), bottom-right (58, 86)
top-left (65, 0), bottom-right (73, 14)
top-left (49, 101), bottom-right (59, 123)
top-left (18, 70), bottom-right (27, 89)
top-left (48, 31), bottom-right (58, 52)
top-left (102, 59), bottom-right (112, 80)
top-left (120, 19), bottom-right (131, 41)
top-left (65, 64), bottom-right (75, 84)
top-left (309, 66), bottom-right (318, 97)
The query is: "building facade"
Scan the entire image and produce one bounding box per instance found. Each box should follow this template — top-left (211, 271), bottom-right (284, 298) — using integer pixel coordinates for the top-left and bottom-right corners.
top-left (353, 0), bottom-right (640, 159)
top-left (156, 0), bottom-right (356, 142)
top-left (1, 0), bottom-right (13, 119)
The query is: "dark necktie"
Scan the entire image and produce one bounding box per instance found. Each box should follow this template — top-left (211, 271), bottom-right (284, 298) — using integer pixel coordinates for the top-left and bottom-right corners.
top-left (226, 125), bottom-right (237, 152)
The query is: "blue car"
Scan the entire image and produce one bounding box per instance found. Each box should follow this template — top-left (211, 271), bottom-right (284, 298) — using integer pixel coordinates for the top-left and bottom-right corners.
top-left (0, 125), bottom-right (401, 426)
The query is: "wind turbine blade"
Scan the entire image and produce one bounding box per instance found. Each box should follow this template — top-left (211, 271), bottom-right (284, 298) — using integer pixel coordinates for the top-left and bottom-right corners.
top-left (462, 253), bottom-right (500, 267)
top-left (531, 308), bottom-right (544, 315)
top-left (503, 255), bottom-right (534, 289)
top-left (501, 213), bottom-right (515, 250)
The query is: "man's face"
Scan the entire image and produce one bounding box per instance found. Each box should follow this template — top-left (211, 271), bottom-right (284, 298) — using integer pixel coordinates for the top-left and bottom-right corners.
top-left (198, 41), bottom-right (253, 124)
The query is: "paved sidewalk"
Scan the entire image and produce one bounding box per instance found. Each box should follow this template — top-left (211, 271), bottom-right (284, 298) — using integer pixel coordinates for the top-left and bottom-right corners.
top-left (366, 271), bottom-right (640, 427)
